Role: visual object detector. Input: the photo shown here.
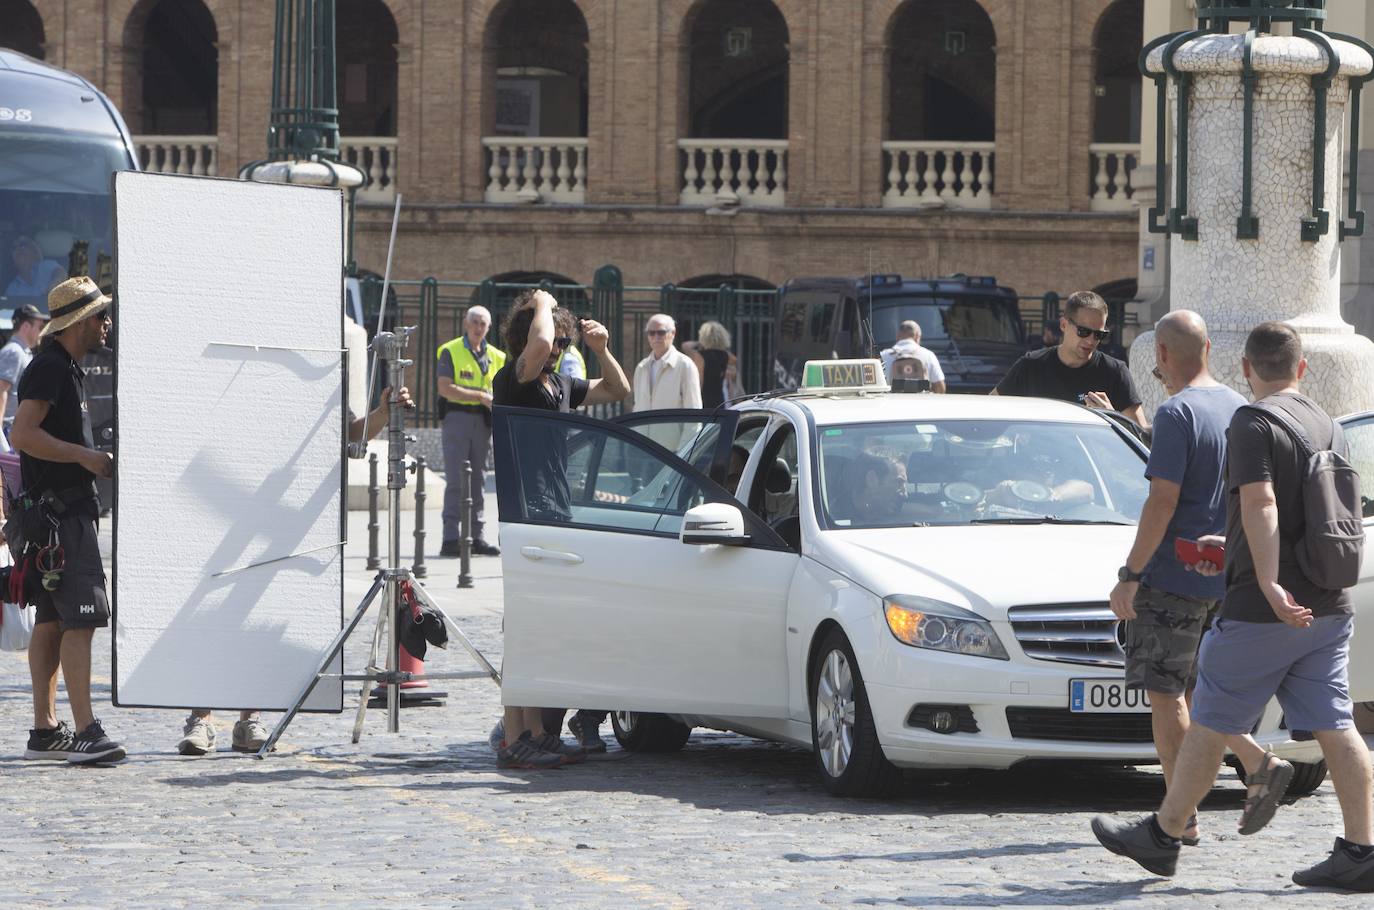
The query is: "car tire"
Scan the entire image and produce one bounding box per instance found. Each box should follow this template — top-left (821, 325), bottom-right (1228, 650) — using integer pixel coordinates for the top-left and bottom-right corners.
top-left (809, 628), bottom-right (902, 797)
top-left (1226, 755), bottom-right (1328, 797)
top-left (610, 711), bottom-right (692, 753)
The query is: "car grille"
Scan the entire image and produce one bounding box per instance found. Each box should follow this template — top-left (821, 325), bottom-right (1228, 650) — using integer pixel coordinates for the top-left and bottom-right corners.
top-left (1006, 708), bottom-right (1154, 744)
top-left (1007, 603), bottom-right (1125, 668)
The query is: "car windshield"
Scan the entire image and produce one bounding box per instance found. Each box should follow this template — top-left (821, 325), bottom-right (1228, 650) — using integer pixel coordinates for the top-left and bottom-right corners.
top-left (870, 296), bottom-right (1021, 345)
top-left (0, 131), bottom-right (127, 315)
top-left (817, 419), bottom-right (1148, 529)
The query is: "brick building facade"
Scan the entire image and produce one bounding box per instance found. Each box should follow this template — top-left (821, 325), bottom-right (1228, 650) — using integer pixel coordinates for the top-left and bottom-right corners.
top-left (8, 0), bottom-right (1149, 301)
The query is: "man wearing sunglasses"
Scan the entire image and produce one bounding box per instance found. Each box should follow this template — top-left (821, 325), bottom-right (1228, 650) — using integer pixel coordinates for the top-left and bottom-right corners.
top-left (993, 291), bottom-right (1146, 430)
top-left (630, 314), bottom-right (702, 448)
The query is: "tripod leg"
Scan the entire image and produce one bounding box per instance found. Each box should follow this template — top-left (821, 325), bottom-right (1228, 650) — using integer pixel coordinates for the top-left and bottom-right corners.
top-left (351, 587), bottom-right (390, 744)
top-left (409, 577), bottom-right (501, 683)
top-left (257, 574), bottom-right (387, 758)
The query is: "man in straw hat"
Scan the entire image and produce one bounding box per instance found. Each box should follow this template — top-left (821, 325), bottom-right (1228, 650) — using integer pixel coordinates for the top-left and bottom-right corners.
top-left (11, 276), bottom-right (124, 764)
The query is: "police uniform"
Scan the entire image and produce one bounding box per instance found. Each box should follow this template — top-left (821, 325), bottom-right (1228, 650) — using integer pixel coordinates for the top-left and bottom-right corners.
top-left (437, 335), bottom-right (506, 550)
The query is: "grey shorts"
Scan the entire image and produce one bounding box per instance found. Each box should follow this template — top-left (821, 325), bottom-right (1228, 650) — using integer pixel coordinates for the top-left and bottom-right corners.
top-left (1191, 614), bottom-right (1355, 737)
top-left (1123, 585), bottom-right (1218, 696)
top-left (32, 513), bottom-right (109, 631)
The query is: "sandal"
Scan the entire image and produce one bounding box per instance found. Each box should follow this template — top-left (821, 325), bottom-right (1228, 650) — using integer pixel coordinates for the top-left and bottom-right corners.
top-left (1238, 751), bottom-right (1295, 836)
top-left (1181, 813), bottom-right (1201, 847)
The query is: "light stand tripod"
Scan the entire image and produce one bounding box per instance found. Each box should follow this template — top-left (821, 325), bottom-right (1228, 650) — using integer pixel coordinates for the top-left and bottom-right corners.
top-left (257, 327), bottom-right (500, 757)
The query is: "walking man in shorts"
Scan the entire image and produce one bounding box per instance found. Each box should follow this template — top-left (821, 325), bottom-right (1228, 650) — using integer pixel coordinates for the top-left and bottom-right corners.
top-left (1108, 310), bottom-right (1271, 845)
top-left (1093, 322), bottom-right (1374, 892)
top-left (13, 277), bottom-right (123, 764)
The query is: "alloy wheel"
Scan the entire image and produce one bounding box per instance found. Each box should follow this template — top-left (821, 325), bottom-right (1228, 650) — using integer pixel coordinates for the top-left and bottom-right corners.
top-left (814, 649), bottom-right (856, 778)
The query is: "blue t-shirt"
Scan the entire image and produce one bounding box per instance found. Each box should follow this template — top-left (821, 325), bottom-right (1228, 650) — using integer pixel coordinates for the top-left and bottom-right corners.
top-left (1142, 383), bottom-right (1248, 600)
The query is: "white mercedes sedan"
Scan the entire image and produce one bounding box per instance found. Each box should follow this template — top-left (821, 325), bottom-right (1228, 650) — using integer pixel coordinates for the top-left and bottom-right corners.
top-left (493, 361), bottom-right (1374, 796)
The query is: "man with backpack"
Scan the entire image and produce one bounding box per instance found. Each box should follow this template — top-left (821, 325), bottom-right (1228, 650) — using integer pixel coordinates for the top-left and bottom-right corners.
top-left (1093, 322), bottom-right (1374, 892)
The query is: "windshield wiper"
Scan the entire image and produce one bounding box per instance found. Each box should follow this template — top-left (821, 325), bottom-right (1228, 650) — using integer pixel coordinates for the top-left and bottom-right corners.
top-left (970, 516), bottom-right (1132, 526)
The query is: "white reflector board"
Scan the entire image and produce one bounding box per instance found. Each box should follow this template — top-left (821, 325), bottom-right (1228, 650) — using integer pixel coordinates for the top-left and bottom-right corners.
top-left (113, 172), bottom-right (344, 711)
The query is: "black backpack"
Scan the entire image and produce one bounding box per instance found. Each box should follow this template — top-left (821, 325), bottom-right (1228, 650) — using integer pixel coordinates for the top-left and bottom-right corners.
top-left (1245, 399), bottom-right (1364, 590)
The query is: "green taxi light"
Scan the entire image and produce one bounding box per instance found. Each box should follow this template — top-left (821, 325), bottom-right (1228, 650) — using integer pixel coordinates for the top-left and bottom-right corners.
top-left (801, 359), bottom-right (887, 393)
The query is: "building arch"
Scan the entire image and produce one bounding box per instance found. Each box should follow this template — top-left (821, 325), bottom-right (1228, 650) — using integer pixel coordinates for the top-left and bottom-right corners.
top-left (884, 0), bottom-right (997, 142)
top-left (684, 0), bottom-right (790, 139)
top-left (120, 0), bottom-right (219, 135)
top-left (338, 0), bottom-right (399, 136)
top-left (481, 0), bottom-right (591, 138)
top-left (1091, 0), bottom-right (1142, 144)
top-left (0, 0), bottom-right (45, 59)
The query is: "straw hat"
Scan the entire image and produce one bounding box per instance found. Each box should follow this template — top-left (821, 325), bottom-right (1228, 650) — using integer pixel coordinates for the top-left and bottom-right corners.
top-left (42, 276), bottom-right (111, 338)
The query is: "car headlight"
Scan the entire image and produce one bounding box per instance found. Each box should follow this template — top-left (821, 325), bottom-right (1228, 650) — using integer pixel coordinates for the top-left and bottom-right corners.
top-left (882, 595), bottom-right (1008, 660)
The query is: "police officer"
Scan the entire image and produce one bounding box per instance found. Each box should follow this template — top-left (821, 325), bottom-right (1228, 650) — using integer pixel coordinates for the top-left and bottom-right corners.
top-left (436, 306), bottom-right (505, 556)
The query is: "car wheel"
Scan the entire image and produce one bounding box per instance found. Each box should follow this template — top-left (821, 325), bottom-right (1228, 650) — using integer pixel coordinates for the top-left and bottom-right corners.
top-left (810, 628), bottom-right (901, 797)
top-left (1226, 755), bottom-right (1328, 797)
top-left (610, 711), bottom-right (692, 753)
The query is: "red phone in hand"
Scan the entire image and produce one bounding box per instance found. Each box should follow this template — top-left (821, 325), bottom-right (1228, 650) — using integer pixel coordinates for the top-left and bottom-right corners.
top-left (1175, 537), bottom-right (1225, 568)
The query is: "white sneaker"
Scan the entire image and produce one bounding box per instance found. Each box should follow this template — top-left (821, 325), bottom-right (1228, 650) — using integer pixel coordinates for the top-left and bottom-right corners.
top-left (177, 715), bottom-right (217, 756)
top-left (232, 717), bottom-right (271, 753)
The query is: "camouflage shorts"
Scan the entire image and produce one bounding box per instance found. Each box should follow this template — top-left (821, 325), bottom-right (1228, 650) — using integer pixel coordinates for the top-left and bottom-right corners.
top-left (1123, 585), bottom-right (1219, 697)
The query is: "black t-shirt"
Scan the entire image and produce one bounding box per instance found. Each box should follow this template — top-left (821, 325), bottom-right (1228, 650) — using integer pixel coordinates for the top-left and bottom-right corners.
top-left (492, 363), bottom-right (589, 521)
top-left (994, 346), bottom-right (1140, 411)
top-left (16, 342), bottom-right (98, 510)
top-left (1222, 392), bottom-right (1353, 622)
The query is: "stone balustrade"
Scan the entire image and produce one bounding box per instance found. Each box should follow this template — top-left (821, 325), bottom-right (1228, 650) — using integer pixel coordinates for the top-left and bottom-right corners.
top-left (133, 136), bottom-right (218, 176)
top-left (881, 142), bottom-right (994, 209)
top-left (1088, 143), bottom-right (1139, 211)
top-left (482, 138), bottom-right (587, 204)
top-left (340, 137), bottom-right (398, 203)
top-left (679, 140), bottom-right (787, 207)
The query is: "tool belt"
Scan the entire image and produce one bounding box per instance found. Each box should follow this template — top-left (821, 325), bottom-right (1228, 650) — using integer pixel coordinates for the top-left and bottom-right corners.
top-left (3, 486), bottom-right (93, 600)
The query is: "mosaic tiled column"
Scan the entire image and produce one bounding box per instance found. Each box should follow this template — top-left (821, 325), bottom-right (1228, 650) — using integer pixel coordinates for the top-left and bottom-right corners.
top-left (1130, 34), bottom-right (1374, 418)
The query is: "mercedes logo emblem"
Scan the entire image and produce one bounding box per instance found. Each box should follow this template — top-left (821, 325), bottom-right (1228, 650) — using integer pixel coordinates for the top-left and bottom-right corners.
top-left (1114, 620), bottom-right (1130, 651)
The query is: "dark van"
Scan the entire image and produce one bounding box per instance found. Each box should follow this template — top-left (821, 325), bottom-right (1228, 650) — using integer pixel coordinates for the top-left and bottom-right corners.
top-left (773, 273), bottom-right (1026, 393)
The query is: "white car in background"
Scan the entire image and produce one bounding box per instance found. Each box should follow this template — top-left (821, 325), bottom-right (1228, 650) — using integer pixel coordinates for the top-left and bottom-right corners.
top-left (493, 362), bottom-right (1374, 796)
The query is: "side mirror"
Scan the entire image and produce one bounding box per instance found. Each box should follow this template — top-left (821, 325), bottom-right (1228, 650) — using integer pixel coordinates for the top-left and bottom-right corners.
top-left (680, 502), bottom-right (751, 547)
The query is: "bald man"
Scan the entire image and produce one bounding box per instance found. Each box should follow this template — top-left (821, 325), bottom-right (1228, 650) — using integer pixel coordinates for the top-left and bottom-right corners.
top-left (1107, 310), bottom-right (1271, 844)
top-left (437, 306), bottom-right (506, 556)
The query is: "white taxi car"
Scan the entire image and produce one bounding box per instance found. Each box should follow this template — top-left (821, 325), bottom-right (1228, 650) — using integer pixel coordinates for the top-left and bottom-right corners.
top-left (493, 361), bottom-right (1374, 796)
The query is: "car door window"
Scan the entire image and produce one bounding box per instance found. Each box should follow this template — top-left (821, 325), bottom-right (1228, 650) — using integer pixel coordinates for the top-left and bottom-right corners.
top-left (1342, 416), bottom-right (1374, 518)
top-left (495, 407), bottom-right (789, 547)
top-left (613, 410), bottom-right (740, 486)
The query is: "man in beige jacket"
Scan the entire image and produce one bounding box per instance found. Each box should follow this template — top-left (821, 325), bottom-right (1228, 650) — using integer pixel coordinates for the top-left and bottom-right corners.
top-left (631, 314), bottom-right (702, 448)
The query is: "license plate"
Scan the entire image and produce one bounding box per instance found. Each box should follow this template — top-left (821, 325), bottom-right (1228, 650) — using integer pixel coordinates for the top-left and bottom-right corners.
top-left (1070, 679), bottom-right (1152, 713)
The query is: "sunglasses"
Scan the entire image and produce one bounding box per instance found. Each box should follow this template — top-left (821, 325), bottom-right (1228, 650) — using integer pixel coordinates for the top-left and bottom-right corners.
top-left (1151, 366), bottom-right (1164, 382)
top-left (1064, 316), bottom-right (1111, 342)
top-left (553, 336), bottom-right (572, 351)
top-left (646, 328), bottom-right (670, 338)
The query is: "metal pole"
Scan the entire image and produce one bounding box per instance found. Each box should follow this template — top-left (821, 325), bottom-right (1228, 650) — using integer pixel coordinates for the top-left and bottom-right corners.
top-left (458, 459), bottom-right (473, 589)
top-left (412, 455), bottom-right (427, 579)
top-left (385, 348), bottom-right (409, 734)
top-left (366, 451), bottom-right (380, 570)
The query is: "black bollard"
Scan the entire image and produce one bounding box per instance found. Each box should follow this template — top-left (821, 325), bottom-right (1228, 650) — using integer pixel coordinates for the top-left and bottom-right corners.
top-left (458, 459), bottom-right (473, 588)
top-left (366, 451), bottom-right (380, 571)
top-left (413, 455), bottom-right (428, 578)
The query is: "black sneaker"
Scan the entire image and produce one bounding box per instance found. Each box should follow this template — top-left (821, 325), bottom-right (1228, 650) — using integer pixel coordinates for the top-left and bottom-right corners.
top-left (496, 731), bottom-right (562, 770)
top-left (1293, 838), bottom-right (1374, 892)
top-left (24, 721), bottom-right (75, 761)
top-left (67, 719), bottom-right (127, 765)
top-left (535, 732), bottom-right (587, 764)
top-left (472, 539), bottom-right (501, 557)
top-left (568, 711), bottom-right (608, 754)
top-left (438, 540), bottom-right (461, 558)
top-left (1091, 814), bottom-right (1180, 877)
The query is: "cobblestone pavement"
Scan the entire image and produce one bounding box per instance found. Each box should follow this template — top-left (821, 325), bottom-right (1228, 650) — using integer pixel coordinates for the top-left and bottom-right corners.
top-left (1, 507), bottom-right (1371, 908)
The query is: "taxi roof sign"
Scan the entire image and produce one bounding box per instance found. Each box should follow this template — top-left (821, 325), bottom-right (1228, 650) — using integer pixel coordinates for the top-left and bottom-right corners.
top-left (801, 359), bottom-right (888, 393)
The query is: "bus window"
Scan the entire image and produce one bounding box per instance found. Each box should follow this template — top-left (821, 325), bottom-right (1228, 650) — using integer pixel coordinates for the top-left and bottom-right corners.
top-left (779, 302), bottom-right (806, 344)
top-left (808, 301), bottom-right (837, 344)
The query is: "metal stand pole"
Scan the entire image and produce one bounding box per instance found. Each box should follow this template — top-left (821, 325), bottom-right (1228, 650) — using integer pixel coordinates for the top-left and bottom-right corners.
top-left (385, 352), bottom-right (406, 734)
top-left (366, 451), bottom-right (380, 570)
top-left (412, 455), bottom-right (427, 579)
top-left (458, 459), bottom-right (473, 588)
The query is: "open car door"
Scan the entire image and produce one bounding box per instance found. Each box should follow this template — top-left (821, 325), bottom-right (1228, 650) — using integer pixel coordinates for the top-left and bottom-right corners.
top-left (493, 406), bottom-right (799, 719)
top-left (1338, 411), bottom-right (1374, 702)
top-left (611, 408), bottom-right (740, 487)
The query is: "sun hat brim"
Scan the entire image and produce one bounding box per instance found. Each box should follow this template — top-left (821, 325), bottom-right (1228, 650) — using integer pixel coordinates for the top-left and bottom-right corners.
top-left (40, 293), bottom-right (111, 339)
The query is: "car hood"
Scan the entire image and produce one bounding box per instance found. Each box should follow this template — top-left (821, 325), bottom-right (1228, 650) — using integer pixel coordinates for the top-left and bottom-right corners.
top-left (811, 524), bottom-right (1138, 619)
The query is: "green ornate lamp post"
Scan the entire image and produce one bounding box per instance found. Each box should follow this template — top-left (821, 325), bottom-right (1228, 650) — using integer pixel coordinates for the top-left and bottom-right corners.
top-left (240, 0), bottom-right (366, 271)
top-left (1129, 0), bottom-right (1374, 417)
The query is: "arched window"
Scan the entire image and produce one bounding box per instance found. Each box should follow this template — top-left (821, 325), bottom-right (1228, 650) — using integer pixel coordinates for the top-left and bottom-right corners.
top-left (0, 0), bottom-right (45, 59)
top-left (337, 0), bottom-right (399, 137)
top-left (482, 0), bottom-right (590, 203)
top-left (886, 0), bottom-right (995, 143)
top-left (133, 0), bottom-right (218, 134)
top-left (1089, 0), bottom-right (1143, 210)
top-left (687, 0), bottom-right (788, 140)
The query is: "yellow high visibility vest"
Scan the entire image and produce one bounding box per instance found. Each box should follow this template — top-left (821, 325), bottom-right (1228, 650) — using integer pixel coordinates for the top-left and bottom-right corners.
top-left (437, 336), bottom-right (506, 406)
top-left (557, 345), bottom-right (586, 378)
